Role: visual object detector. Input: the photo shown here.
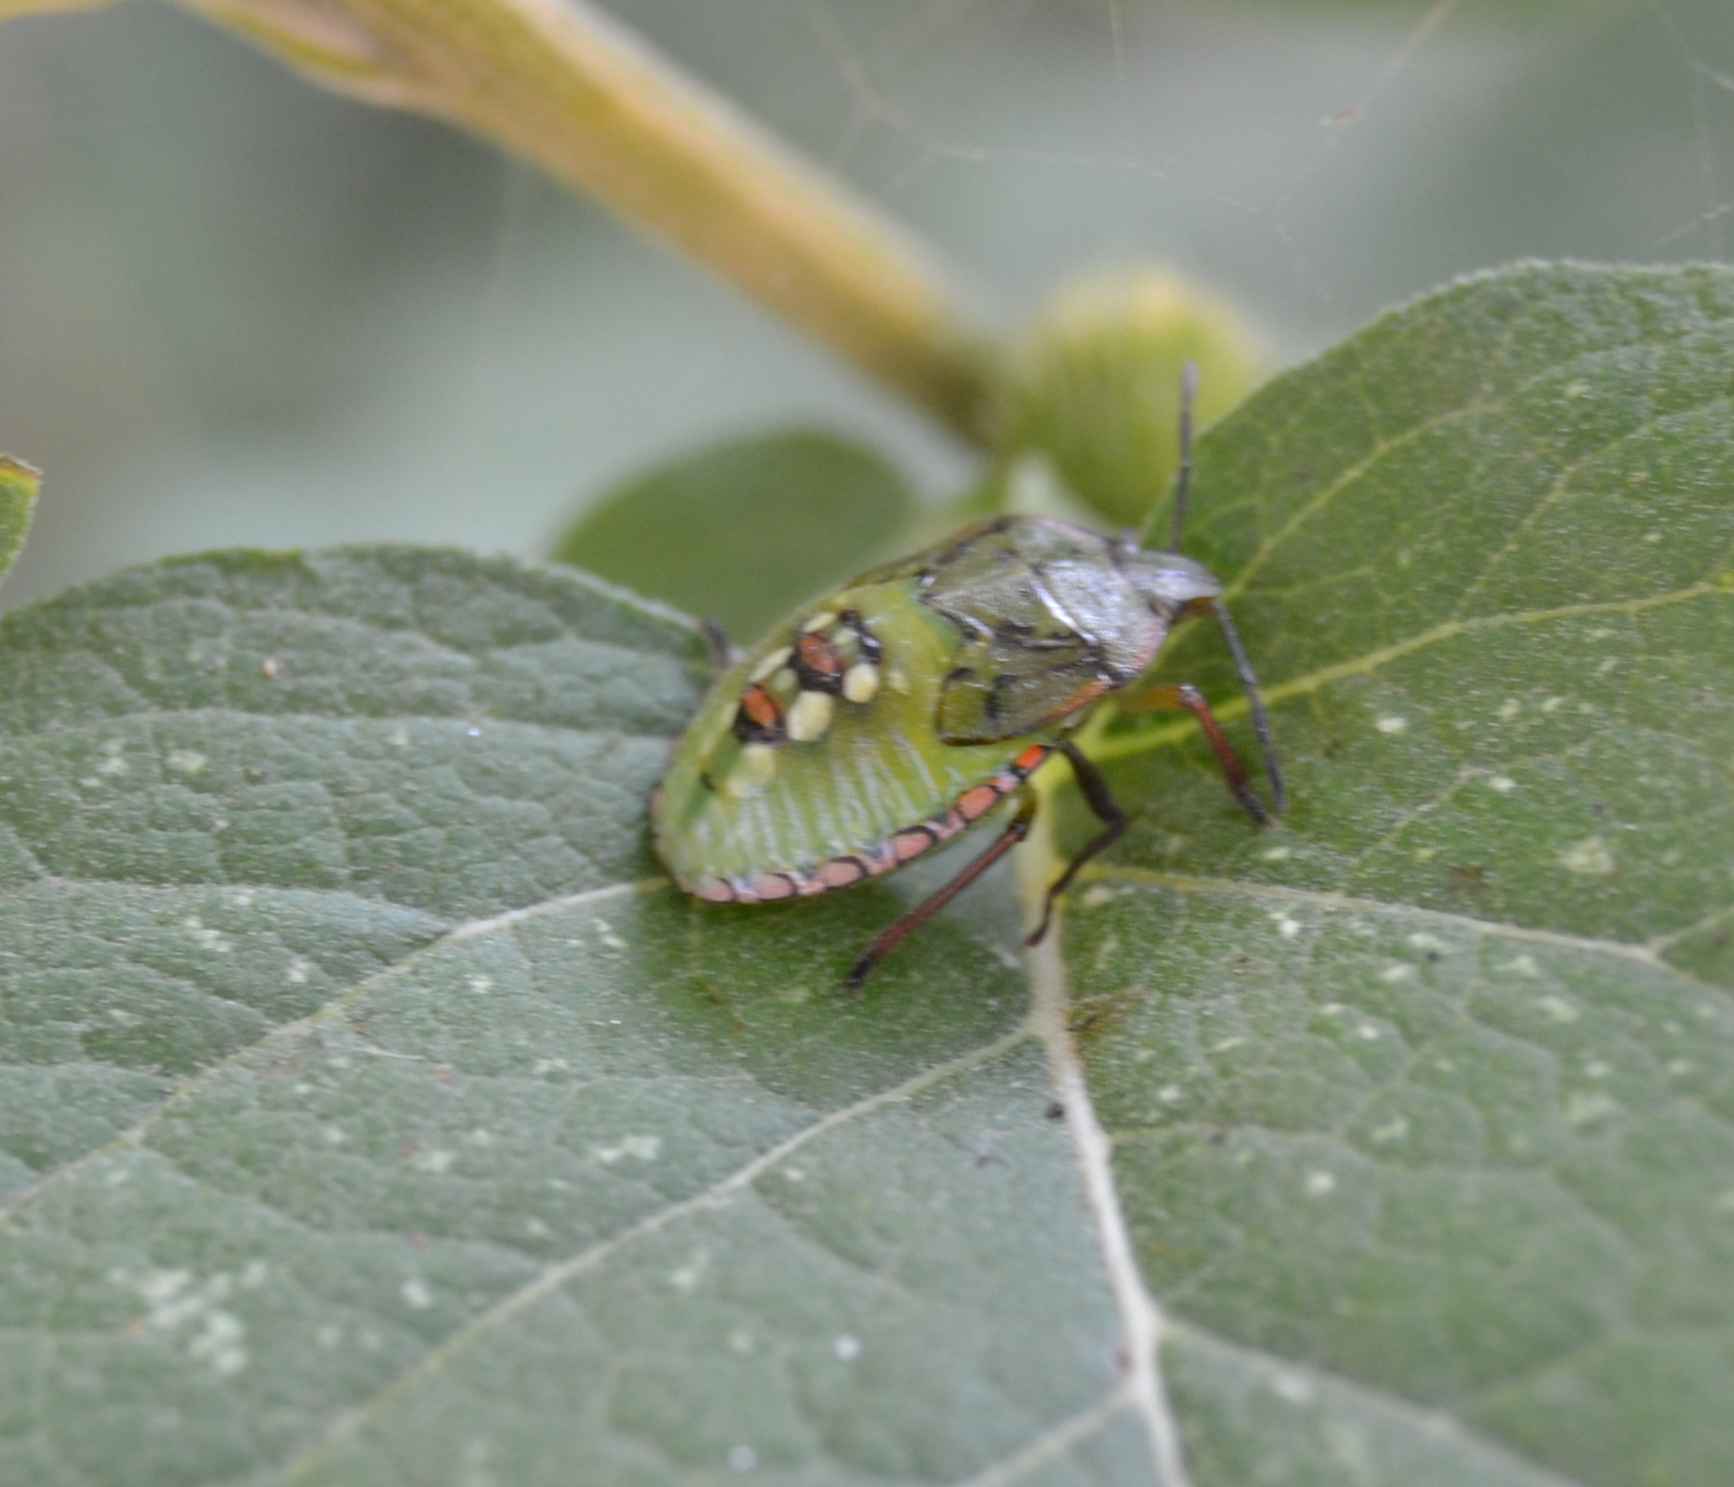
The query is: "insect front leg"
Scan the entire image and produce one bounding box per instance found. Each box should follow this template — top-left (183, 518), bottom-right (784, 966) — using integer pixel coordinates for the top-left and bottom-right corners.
top-left (1026, 740), bottom-right (1128, 948)
top-left (844, 795), bottom-right (1038, 993)
top-left (1120, 681), bottom-right (1278, 824)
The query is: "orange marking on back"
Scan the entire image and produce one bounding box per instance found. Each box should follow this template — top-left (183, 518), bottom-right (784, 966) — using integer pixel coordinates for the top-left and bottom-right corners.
top-left (796, 631), bottom-right (844, 676)
top-left (1014, 744), bottom-right (1049, 774)
top-left (741, 685), bottom-right (782, 729)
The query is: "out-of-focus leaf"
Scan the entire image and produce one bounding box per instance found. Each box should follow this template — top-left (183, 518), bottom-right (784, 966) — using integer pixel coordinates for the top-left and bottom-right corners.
top-left (551, 428), bottom-right (917, 638)
top-left (0, 456), bottom-right (40, 592)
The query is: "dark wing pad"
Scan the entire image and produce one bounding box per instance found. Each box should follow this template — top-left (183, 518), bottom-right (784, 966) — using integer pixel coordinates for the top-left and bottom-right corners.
top-left (935, 631), bottom-right (1111, 744)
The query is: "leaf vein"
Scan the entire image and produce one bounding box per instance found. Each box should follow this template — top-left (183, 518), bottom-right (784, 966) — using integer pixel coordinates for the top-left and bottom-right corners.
top-left (268, 1023), bottom-right (1039, 1483)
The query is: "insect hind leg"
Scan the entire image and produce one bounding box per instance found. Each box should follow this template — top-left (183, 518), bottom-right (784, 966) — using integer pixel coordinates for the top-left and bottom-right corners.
top-left (844, 795), bottom-right (1037, 993)
top-left (1026, 740), bottom-right (1128, 948)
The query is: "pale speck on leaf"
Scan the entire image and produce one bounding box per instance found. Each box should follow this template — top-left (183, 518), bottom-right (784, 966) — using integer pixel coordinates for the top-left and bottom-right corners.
top-left (670, 1252), bottom-right (709, 1293)
top-left (1565, 1091), bottom-right (1620, 1128)
top-left (1370, 1116), bottom-right (1410, 1145)
top-left (594, 1134), bottom-right (662, 1165)
top-left (1559, 836), bottom-right (1616, 876)
top-left (1537, 995), bottom-right (1581, 1024)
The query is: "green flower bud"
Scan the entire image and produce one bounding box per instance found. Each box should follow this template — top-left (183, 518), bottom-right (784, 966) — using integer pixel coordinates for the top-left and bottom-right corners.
top-left (999, 270), bottom-right (1265, 531)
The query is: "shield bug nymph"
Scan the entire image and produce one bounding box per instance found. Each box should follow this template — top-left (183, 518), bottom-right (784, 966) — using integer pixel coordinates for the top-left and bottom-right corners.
top-left (651, 366), bottom-right (1284, 989)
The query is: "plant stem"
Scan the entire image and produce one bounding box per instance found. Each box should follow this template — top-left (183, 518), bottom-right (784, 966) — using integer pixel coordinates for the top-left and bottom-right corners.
top-left (183, 0), bottom-right (993, 441)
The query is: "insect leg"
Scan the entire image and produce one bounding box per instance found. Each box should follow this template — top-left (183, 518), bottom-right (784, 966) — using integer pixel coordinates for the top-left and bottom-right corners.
top-left (844, 796), bottom-right (1038, 993)
top-left (1025, 740), bottom-right (1128, 948)
top-left (1201, 597), bottom-right (1286, 814)
top-left (700, 618), bottom-right (736, 674)
top-left (1121, 679), bottom-right (1277, 823)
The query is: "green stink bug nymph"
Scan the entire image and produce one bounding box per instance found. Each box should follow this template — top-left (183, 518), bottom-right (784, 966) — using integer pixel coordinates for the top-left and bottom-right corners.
top-left (651, 368), bottom-right (1284, 989)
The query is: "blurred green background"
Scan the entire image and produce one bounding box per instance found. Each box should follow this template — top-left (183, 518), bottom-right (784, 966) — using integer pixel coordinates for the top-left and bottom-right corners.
top-left (1, 0), bottom-right (1730, 611)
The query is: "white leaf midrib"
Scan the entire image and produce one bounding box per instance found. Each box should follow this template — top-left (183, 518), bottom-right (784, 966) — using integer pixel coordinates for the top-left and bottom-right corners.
top-left (1017, 808), bottom-right (1193, 1487)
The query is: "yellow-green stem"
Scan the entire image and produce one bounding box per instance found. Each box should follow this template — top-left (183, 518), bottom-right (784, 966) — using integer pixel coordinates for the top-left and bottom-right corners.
top-left (181, 0), bottom-right (993, 442)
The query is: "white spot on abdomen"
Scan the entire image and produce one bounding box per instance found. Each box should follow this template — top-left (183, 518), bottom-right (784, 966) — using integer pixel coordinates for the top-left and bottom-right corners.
top-left (787, 690), bottom-right (835, 742)
top-left (842, 662), bottom-right (880, 704)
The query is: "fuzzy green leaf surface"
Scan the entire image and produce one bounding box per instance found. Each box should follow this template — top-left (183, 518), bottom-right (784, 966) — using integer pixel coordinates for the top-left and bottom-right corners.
top-left (1, 263), bottom-right (1730, 1487)
top-left (551, 429), bottom-right (918, 639)
top-left (0, 456), bottom-right (40, 593)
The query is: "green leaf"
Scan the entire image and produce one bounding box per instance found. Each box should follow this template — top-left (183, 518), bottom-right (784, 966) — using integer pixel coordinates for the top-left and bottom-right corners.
top-left (0, 545), bottom-right (1118, 1485)
top-left (3, 263), bottom-right (1730, 1485)
top-left (551, 429), bottom-right (919, 640)
top-left (1064, 260), bottom-right (1734, 1485)
top-left (0, 456), bottom-right (40, 594)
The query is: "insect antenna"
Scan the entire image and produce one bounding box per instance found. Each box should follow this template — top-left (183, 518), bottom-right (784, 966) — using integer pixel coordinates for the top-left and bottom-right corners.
top-left (1170, 359), bottom-right (1200, 552)
top-left (1208, 597), bottom-right (1287, 814)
